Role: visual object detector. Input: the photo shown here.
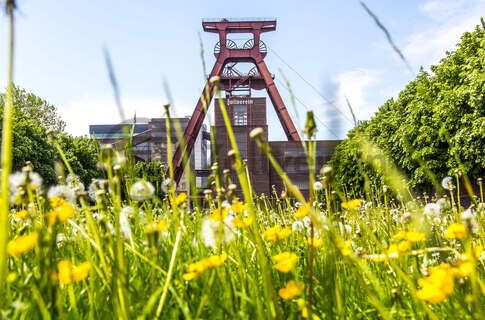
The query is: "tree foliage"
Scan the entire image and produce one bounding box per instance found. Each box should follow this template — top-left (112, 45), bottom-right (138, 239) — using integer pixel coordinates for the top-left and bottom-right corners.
top-left (0, 86), bottom-right (99, 186)
top-left (330, 21), bottom-right (485, 193)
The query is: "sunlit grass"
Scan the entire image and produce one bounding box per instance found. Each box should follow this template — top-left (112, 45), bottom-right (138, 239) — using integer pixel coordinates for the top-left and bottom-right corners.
top-left (1, 3), bottom-right (484, 319)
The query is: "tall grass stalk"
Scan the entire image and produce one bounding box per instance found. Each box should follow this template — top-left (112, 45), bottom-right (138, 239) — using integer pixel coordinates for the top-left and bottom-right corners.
top-left (0, 1), bottom-right (16, 296)
top-left (214, 82), bottom-right (281, 318)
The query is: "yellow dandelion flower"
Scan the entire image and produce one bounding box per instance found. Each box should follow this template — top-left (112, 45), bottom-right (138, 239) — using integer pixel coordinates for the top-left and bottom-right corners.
top-left (7, 232), bottom-right (39, 257)
top-left (205, 252), bottom-right (227, 268)
top-left (13, 209), bottom-right (28, 220)
top-left (406, 231), bottom-right (426, 242)
top-left (145, 219), bottom-right (169, 234)
top-left (387, 244), bottom-right (400, 258)
top-left (397, 240), bottom-right (412, 253)
top-left (341, 199), bottom-right (363, 210)
top-left (174, 192), bottom-right (187, 206)
top-left (50, 196), bottom-right (65, 209)
top-left (272, 252), bottom-right (298, 273)
top-left (337, 240), bottom-right (352, 256)
top-left (453, 255), bottom-right (474, 278)
top-left (295, 205), bottom-right (310, 219)
top-left (56, 260), bottom-right (92, 285)
top-left (58, 260), bottom-right (73, 285)
top-left (183, 261), bottom-right (207, 281)
top-left (416, 264), bottom-right (455, 303)
top-left (307, 237), bottom-right (323, 248)
top-left (230, 201), bottom-right (246, 213)
top-left (278, 280), bottom-right (304, 300)
top-left (183, 253), bottom-right (228, 281)
top-left (47, 197), bottom-right (75, 225)
top-left (209, 207), bottom-right (228, 221)
top-left (232, 215), bottom-right (253, 228)
top-left (393, 230), bottom-right (426, 242)
top-left (392, 230), bottom-right (407, 240)
top-left (71, 262), bottom-right (92, 282)
top-left (56, 204), bottom-right (74, 223)
top-left (263, 225), bottom-right (292, 242)
top-left (278, 227), bottom-right (292, 239)
top-left (445, 223), bottom-right (467, 239)
top-left (473, 246), bottom-right (483, 260)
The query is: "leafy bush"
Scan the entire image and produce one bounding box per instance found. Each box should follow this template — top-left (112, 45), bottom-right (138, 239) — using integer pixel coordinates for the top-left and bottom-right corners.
top-left (330, 21), bottom-right (485, 193)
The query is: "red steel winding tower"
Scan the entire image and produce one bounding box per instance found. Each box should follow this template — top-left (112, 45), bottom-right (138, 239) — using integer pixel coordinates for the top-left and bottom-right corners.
top-left (171, 18), bottom-right (300, 184)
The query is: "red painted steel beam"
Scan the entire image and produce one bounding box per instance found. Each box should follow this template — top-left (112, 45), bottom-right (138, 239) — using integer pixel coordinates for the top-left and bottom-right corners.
top-left (256, 57), bottom-right (300, 141)
top-left (171, 60), bottom-right (224, 183)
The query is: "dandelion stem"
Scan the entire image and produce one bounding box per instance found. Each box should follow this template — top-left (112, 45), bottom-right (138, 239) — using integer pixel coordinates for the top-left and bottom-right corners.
top-left (0, 1), bottom-right (16, 296)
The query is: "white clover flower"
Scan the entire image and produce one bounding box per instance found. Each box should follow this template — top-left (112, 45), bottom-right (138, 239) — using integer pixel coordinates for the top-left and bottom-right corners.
top-left (48, 185), bottom-right (76, 203)
top-left (423, 203), bottom-right (441, 218)
top-left (441, 176), bottom-right (455, 191)
top-left (200, 216), bottom-right (236, 248)
top-left (292, 220), bottom-right (304, 232)
top-left (130, 180), bottom-right (155, 201)
top-left (313, 181), bottom-right (323, 191)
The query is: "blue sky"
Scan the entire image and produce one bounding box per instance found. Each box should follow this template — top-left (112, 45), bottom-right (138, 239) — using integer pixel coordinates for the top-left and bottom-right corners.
top-left (1, 0), bottom-right (484, 140)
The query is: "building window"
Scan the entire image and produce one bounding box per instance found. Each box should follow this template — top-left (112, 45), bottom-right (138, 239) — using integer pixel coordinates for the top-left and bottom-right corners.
top-left (234, 132), bottom-right (248, 160)
top-left (233, 104), bottom-right (247, 125)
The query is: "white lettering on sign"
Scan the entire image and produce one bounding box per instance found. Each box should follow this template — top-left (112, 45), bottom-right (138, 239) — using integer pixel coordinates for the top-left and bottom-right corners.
top-left (227, 99), bottom-right (254, 105)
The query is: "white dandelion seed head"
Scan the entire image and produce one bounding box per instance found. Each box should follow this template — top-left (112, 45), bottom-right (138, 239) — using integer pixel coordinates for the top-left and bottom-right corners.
top-left (460, 208), bottom-right (474, 221)
top-left (292, 220), bottom-right (304, 232)
top-left (423, 203), bottom-right (441, 218)
top-left (436, 198), bottom-right (449, 209)
top-left (200, 216), bottom-right (236, 248)
top-left (320, 165), bottom-right (332, 175)
top-left (313, 181), bottom-right (323, 191)
top-left (302, 216), bottom-right (312, 229)
top-left (66, 174), bottom-right (85, 191)
top-left (9, 171), bottom-right (43, 194)
top-left (130, 180), bottom-right (155, 201)
top-left (47, 185), bottom-right (76, 203)
top-left (441, 176), bottom-right (455, 191)
top-left (88, 179), bottom-right (104, 201)
top-left (432, 217), bottom-right (442, 225)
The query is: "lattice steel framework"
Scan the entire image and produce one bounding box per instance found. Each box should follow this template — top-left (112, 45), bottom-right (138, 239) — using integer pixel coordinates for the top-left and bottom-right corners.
top-left (171, 18), bottom-right (300, 184)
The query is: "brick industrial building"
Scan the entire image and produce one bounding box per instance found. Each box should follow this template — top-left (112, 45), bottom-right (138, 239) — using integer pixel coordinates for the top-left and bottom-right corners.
top-left (213, 97), bottom-right (339, 195)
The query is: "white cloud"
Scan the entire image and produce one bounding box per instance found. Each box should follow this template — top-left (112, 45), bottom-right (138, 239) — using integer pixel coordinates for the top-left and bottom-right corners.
top-left (333, 68), bottom-right (380, 119)
top-left (405, 0), bottom-right (485, 68)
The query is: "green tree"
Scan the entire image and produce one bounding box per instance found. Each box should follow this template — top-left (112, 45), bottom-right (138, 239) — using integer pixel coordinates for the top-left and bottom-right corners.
top-left (0, 86), bottom-right (99, 186)
top-left (330, 21), bottom-right (485, 193)
top-left (57, 135), bottom-right (100, 185)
